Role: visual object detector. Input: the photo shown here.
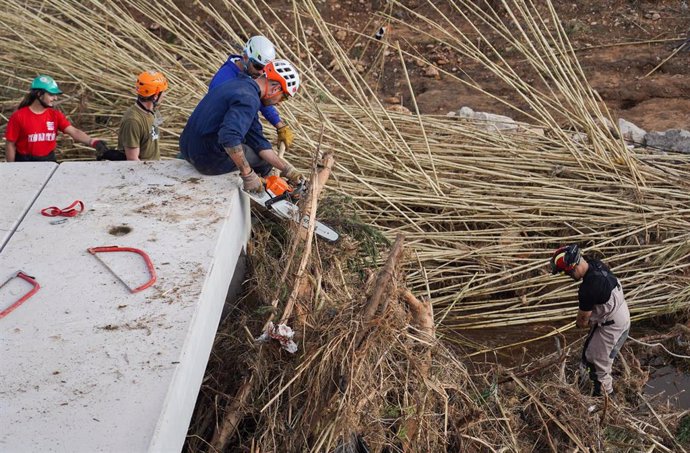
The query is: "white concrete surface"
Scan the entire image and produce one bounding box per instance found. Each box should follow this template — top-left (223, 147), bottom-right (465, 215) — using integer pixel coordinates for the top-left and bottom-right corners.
top-left (0, 160), bottom-right (250, 453)
top-left (0, 162), bottom-right (57, 253)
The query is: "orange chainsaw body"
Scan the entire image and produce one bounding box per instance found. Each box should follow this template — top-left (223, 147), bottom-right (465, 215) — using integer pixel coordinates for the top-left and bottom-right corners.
top-left (265, 175), bottom-right (292, 196)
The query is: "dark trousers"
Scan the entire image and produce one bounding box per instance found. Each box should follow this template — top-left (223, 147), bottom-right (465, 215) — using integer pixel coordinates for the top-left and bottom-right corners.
top-left (181, 143), bottom-right (272, 177)
top-left (97, 149), bottom-right (127, 161)
top-left (15, 151), bottom-right (56, 162)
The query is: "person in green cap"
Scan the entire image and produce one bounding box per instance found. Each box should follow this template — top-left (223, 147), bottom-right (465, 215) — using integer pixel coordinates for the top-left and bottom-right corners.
top-left (4, 75), bottom-right (108, 162)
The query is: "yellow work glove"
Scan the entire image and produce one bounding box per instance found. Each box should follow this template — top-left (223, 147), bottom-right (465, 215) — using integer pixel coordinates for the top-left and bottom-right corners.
top-left (276, 124), bottom-right (295, 149)
top-left (281, 163), bottom-right (304, 185)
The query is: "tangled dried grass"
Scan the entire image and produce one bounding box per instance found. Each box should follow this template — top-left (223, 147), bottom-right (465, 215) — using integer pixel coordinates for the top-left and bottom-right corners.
top-left (1, 0), bottom-right (688, 339)
top-left (1, 1), bottom-right (690, 450)
top-left (186, 208), bottom-right (690, 452)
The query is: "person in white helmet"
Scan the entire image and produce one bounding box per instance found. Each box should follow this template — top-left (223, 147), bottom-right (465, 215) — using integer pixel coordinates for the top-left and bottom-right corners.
top-left (181, 59), bottom-right (303, 193)
top-left (209, 36), bottom-right (295, 151)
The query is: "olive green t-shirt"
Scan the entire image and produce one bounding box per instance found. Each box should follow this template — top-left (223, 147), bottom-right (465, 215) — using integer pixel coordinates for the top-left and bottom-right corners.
top-left (117, 104), bottom-right (160, 160)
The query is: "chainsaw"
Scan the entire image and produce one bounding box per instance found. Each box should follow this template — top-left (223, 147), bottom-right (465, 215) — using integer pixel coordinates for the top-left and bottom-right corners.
top-left (243, 175), bottom-right (338, 242)
top-left (263, 175), bottom-right (306, 209)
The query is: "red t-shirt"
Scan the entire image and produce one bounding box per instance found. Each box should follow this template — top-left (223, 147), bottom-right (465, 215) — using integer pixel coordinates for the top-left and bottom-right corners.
top-left (5, 107), bottom-right (71, 157)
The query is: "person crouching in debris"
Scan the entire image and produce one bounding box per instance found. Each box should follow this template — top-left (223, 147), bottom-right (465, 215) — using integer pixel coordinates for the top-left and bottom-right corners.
top-left (209, 35), bottom-right (295, 151)
top-left (4, 75), bottom-right (108, 162)
top-left (550, 244), bottom-right (630, 398)
top-left (179, 59), bottom-right (304, 193)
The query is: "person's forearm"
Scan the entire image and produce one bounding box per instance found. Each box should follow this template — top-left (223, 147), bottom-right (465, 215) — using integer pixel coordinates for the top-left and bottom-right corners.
top-left (257, 148), bottom-right (287, 171)
top-left (67, 128), bottom-right (93, 146)
top-left (6, 142), bottom-right (16, 162)
top-left (225, 144), bottom-right (252, 175)
top-left (124, 147), bottom-right (141, 161)
top-left (575, 310), bottom-right (592, 328)
top-left (275, 121), bottom-right (286, 129)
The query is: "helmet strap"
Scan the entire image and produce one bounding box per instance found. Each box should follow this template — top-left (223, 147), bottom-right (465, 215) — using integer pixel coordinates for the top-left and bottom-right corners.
top-left (152, 92), bottom-right (163, 107)
top-left (136, 98), bottom-right (155, 114)
top-left (36, 91), bottom-right (52, 108)
top-left (137, 90), bottom-right (163, 109)
top-left (258, 76), bottom-right (269, 99)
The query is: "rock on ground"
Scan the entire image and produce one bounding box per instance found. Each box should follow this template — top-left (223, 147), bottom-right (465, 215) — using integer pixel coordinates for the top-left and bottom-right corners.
top-left (618, 118), bottom-right (647, 145)
top-left (645, 129), bottom-right (690, 153)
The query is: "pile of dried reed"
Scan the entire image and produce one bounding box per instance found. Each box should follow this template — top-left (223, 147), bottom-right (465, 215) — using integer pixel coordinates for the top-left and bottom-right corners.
top-left (186, 210), bottom-right (689, 452)
top-left (1, 0), bottom-right (688, 337)
top-left (2, 1), bottom-right (689, 451)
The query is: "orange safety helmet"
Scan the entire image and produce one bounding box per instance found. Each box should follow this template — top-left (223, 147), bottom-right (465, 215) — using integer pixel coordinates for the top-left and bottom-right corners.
top-left (264, 59), bottom-right (300, 97)
top-left (136, 71), bottom-right (168, 98)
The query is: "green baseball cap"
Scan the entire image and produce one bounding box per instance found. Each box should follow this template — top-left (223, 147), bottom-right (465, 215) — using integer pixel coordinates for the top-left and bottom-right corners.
top-left (31, 75), bottom-right (63, 94)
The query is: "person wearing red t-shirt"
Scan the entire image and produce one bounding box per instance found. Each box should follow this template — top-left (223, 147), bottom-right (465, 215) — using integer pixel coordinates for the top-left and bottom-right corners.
top-left (4, 75), bottom-right (108, 162)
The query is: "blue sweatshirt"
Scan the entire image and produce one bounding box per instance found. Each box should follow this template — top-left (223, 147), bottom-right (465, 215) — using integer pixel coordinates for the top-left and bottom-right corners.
top-left (209, 55), bottom-right (282, 127)
top-left (180, 73), bottom-right (271, 161)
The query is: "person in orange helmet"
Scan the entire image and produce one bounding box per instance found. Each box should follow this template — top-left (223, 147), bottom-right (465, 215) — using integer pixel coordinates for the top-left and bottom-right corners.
top-left (180, 59), bottom-right (303, 193)
top-left (99, 71), bottom-right (168, 161)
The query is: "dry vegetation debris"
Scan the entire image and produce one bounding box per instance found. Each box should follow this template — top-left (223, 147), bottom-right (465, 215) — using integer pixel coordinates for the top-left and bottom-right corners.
top-left (187, 212), bottom-right (690, 451)
top-left (1, 0), bottom-right (689, 450)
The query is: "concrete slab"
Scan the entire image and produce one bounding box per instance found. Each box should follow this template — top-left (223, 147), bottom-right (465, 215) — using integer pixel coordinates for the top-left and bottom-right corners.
top-left (0, 162), bottom-right (57, 253)
top-left (0, 160), bottom-right (250, 453)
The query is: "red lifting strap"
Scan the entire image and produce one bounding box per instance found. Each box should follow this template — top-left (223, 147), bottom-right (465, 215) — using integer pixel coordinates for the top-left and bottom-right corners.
top-left (41, 200), bottom-right (85, 217)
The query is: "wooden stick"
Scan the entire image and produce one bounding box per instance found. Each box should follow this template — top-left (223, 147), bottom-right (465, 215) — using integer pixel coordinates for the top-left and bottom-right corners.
top-left (403, 289), bottom-right (435, 377)
top-left (297, 153), bottom-right (334, 242)
top-left (280, 153), bottom-right (335, 324)
top-left (210, 376), bottom-right (254, 451)
top-left (213, 155), bottom-right (336, 450)
top-left (355, 233), bottom-right (405, 349)
top-left (401, 290), bottom-right (435, 452)
top-left (643, 39), bottom-right (688, 78)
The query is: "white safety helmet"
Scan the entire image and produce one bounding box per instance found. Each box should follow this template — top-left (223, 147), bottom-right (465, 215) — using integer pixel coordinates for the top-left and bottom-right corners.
top-left (264, 59), bottom-right (300, 97)
top-left (244, 35), bottom-right (276, 67)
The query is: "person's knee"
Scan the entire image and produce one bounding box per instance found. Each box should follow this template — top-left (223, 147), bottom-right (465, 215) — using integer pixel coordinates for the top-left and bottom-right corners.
top-left (254, 162), bottom-right (273, 177)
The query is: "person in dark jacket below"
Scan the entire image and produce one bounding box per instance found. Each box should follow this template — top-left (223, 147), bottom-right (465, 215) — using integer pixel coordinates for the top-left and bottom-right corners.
top-left (550, 244), bottom-right (630, 398)
top-left (179, 59), bottom-right (303, 193)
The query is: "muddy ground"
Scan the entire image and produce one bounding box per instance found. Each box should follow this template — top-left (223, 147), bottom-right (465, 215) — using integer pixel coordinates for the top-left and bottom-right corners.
top-left (243, 0), bottom-right (690, 131)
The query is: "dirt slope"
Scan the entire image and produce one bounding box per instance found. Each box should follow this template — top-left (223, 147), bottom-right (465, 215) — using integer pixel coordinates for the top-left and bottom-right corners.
top-left (252, 0), bottom-right (690, 131)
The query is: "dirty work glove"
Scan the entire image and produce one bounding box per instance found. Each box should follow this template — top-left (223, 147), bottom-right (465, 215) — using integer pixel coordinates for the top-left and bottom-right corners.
top-left (281, 163), bottom-right (304, 184)
top-left (276, 124), bottom-right (295, 149)
top-left (241, 170), bottom-right (264, 194)
top-left (90, 139), bottom-right (109, 160)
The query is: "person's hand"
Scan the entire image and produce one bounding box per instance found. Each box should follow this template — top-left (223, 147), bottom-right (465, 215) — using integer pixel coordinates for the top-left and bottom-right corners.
top-left (90, 139), bottom-right (109, 160)
top-left (241, 170), bottom-right (264, 194)
top-left (277, 125), bottom-right (295, 149)
top-left (281, 163), bottom-right (304, 184)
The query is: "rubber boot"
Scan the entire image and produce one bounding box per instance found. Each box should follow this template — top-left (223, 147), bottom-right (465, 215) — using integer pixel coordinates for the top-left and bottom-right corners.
top-left (592, 379), bottom-right (602, 397)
